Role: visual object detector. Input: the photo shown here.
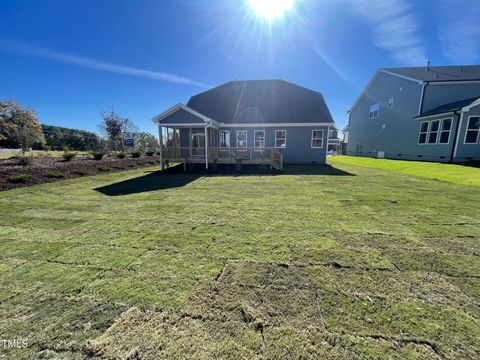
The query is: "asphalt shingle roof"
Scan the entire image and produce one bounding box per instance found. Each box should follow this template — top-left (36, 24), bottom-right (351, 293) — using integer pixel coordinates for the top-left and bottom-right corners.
top-left (383, 65), bottom-right (480, 82)
top-left (186, 80), bottom-right (334, 124)
top-left (416, 97), bottom-right (480, 118)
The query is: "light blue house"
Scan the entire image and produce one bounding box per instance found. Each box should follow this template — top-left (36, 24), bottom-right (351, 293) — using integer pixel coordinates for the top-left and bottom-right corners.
top-left (347, 65), bottom-right (480, 162)
top-left (153, 80), bottom-right (335, 170)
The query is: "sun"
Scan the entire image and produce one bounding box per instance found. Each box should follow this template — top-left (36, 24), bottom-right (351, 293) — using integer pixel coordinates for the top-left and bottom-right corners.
top-left (248, 0), bottom-right (295, 21)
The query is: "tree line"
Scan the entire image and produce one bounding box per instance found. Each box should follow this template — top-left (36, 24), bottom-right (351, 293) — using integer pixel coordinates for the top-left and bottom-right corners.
top-left (0, 100), bottom-right (158, 153)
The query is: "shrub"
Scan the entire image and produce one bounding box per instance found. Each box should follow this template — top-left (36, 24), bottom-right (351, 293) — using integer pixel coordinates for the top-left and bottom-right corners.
top-left (145, 150), bottom-right (155, 157)
top-left (97, 165), bottom-right (110, 172)
top-left (90, 150), bottom-right (106, 160)
top-left (8, 174), bottom-right (32, 183)
top-left (131, 150), bottom-right (142, 158)
top-left (75, 168), bottom-right (88, 176)
top-left (45, 171), bottom-right (64, 178)
top-left (116, 152), bottom-right (126, 159)
top-left (15, 156), bottom-right (33, 166)
top-left (62, 151), bottom-right (76, 161)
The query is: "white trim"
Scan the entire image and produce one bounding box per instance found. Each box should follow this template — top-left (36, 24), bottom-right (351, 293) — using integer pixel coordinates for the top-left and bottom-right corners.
top-left (417, 82), bottom-right (426, 115)
top-left (275, 129), bottom-right (287, 149)
top-left (427, 119), bottom-right (441, 144)
top-left (463, 116), bottom-right (480, 144)
top-left (415, 111), bottom-right (455, 120)
top-left (219, 122), bottom-right (332, 128)
top-left (453, 112), bottom-right (464, 158)
top-left (379, 69), bottom-right (424, 85)
top-left (157, 123), bottom-right (210, 128)
top-left (236, 129), bottom-right (247, 148)
top-left (219, 130), bottom-right (230, 148)
top-left (152, 103), bottom-right (221, 126)
top-left (461, 97), bottom-right (480, 112)
top-left (254, 130), bottom-right (265, 148)
top-left (429, 80), bottom-right (480, 85)
top-left (311, 129), bottom-right (324, 148)
top-left (418, 121), bottom-right (429, 145)
top-left (438, 118), bottom-right (453, 145)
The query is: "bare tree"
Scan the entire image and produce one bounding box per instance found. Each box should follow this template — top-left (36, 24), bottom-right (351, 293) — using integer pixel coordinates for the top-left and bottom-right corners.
top-left (99, 107), bottom-right (136, 151)
top-left (0, 101), bottom-right (44, 154)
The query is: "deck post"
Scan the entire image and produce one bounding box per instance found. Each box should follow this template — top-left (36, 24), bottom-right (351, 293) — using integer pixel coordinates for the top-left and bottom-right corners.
top-left (204, 125), bottom-right (209, 170)
top-left (158, 125), bottom-right (164, 171)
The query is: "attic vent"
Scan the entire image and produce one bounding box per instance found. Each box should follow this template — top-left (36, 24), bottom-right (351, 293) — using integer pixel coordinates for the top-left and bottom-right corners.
top-left (426, 60), bottom-right (430, 71)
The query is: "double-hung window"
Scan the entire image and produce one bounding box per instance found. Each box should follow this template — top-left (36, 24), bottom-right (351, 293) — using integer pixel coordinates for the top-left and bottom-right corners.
top-left (418, 121), bottom-right (429, 144)
top-left (254, 130), bottom-right (265, 148)
top-left (428, 120), bottom-right (440, 144)
top-left (236, 130), bottom-right (247, 148)
top-left (311, 130), bottom-right (324, 148)
top-left (275, 130), bottom-right (286, 148)
top-left (219, 130), bottom-right (230, 148)
top-left (369, 103), bottom-right (379, 118)
top-left (465, 117), bottom-right (480, 144)
top-left (438, 119), bottom-right (452, 144)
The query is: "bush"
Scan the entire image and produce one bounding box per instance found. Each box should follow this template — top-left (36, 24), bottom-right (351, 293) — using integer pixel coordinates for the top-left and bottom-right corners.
top-left (90, 150), bottom-right (106, 160)
top-left (8, 174), bottom-right (32, 183)
top-left (15, 156), bottom-right (33, 166)
top-left (75, 168), bottom-right (88, 176)
top-left (145, 150), bottom-right (155, 157)
top-left (97, 165), bottom-right (110, 172)
top-left (45, 171), bottom-right (64, 178)
top-left (116, 152), bottom-right (126, 159)
top-left (131, 150), bottom-right (142, 158)
top-left (62, 151), bottom-right (76, 161)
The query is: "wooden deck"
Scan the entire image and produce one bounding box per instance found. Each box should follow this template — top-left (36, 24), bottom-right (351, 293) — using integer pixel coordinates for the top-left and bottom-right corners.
top-left (162, 147), bottom-right (283, 170)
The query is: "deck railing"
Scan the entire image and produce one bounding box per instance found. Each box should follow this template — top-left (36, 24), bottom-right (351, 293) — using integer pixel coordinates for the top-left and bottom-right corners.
top-left (162, 147), bottom-right (283, 170)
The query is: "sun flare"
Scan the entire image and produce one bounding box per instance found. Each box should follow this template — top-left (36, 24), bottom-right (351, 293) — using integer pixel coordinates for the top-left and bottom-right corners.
top-left (248, 0), bottom-right (295, 21)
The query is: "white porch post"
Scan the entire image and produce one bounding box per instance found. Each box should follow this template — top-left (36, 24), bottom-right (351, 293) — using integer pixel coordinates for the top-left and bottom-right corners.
top-left (158, 125), bottom-right (164, 170)
top-left (204, 125), bottom-right (209, 169)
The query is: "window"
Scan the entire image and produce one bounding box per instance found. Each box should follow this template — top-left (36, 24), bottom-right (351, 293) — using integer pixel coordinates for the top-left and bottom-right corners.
top-left (388, 97), bottom-right (394, 109)
top-left (275, 130), bottom-right (286, 148)
top-left (236, 130), bottom-right (247, 148)
top-left (219, 130), bottom-right (230, 148)
top-left (418, 121), bottom-right (428, 144)
top-left (254, 130), bottom-right (265, 148)
top-left (311, 130), bottom-right (324, 148)
top-left (428, 120), bottom-right (440, 144)
top-left (438, 118), bottom-right (452, 144)
top-left (369, 103), bottom-right (379, 118)
top-left (328, 129), bottom-right (335, 138)
top-left (465, 117), bottom-right (480, 144)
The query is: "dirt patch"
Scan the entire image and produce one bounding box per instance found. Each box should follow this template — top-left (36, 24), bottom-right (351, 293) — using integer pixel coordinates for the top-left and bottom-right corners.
top-left (0, 155), bottom-right (158, 191)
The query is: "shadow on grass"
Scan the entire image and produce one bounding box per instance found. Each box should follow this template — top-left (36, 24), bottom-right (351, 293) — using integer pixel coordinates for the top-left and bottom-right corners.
top-left (94, 163), bottom-right (354, 196)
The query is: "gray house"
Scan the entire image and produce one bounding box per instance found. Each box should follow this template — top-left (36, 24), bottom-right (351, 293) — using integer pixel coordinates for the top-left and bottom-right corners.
top-left (153, 80), bottom-right (335, 170)
top-left (347, 65), bottom-right (480, 162)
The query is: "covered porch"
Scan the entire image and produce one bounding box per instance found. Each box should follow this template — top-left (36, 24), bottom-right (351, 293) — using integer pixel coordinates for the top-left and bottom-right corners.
top-left (153, 104), bottom-right (283, 170)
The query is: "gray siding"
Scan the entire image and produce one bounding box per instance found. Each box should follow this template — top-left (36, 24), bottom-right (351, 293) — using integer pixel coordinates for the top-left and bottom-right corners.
top-left (454, 106), bottom-right (480, 161)
top-left (422, 83), bottom-right (480, 113)
top-left (347, 72), bottom-right (424, 160)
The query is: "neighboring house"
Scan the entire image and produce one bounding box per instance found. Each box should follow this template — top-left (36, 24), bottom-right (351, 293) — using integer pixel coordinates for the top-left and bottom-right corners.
top-left (341, 124), bottom-right (349, 154)
top-left (152, 80), bottom-right (335, 170)
top-left (327, 125), bottom-right (341, 153)
top-left (347, 65), bottom-right (480, 162)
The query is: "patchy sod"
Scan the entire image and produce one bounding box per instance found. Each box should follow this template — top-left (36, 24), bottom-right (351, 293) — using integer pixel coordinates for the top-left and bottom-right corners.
top-left (0, 160), bottom-right (479, 359)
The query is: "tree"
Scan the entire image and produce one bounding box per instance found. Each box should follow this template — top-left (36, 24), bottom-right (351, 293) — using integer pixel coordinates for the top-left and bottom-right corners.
top-left (99, 108), bottom-right (136, 151)
top-left (0, 101), bottom-right (44, 153)
top-left (134, 132), bottom-right (159, 151)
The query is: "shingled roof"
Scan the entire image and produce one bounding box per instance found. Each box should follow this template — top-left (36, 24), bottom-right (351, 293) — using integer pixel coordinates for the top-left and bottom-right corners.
top-left (415, 97), bottom-right (480, 118)
top-left (383, 65), bottom-right (480, 82)
top-left (186, 80), bottom-right (334, 124)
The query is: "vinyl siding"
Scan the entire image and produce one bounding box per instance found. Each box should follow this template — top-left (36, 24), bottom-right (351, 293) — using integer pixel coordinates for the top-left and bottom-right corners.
top-left (454, 106), bottom-right (480, 161)
top-left (422, 83), bottom-right (480, 113)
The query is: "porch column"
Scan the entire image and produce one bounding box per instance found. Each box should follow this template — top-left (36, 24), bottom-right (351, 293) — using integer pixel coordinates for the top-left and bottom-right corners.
top-left (205, 126), bottom-right (209, 169)
top-left (158, 125), bottom-right (164, 170)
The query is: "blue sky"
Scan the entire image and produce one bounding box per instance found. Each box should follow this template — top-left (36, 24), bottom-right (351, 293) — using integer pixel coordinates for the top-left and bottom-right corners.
top-left (1, 0), bottom-right (480, 135)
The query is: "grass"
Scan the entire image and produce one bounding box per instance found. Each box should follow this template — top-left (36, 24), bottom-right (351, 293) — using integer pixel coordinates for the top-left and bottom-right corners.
top-left (330, 155), bottom-right (480, 186)
top-left (0, 160), bottom-right (479, 359)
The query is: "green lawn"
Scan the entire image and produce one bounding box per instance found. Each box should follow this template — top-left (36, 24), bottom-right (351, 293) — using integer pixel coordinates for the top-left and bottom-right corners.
top-left (0, 160), bottom-right (479, 359)
top-left (330, 155), bottom-right (480, 186)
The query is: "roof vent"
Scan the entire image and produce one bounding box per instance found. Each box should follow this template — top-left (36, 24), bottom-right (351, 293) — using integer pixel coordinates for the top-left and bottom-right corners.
top-left (426, 60), bottom-right (430, 71)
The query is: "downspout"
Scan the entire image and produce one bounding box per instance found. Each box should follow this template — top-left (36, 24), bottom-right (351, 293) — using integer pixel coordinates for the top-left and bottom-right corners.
top-left (205, 121), bottom-right (212, 170)
top-left (451, 110), bottom-right (464, 162)
top-left (325, 125), bottom-right (330, 163)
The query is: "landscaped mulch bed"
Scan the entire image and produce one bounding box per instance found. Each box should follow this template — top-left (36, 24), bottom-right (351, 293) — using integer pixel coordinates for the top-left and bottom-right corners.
top-left (0, 155), bottom-right (159, 191)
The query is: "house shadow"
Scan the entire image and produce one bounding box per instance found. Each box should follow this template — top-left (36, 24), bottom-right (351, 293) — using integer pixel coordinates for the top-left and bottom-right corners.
top-left (94, 163), bottom-right (354, 196)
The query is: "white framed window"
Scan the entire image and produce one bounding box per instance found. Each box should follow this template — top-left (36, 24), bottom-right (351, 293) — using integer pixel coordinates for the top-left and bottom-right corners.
top-left (311, 130), bottom-right (324, 148)
top-left (254, 130), bottom-right (265, 148)
top-left (388, 97), bottom-right (394, 109)
top-left (438, 118), bottom-right (452, 144)
top-left (465, 117), bottom-right (480, 144)
top-left (275, 130), bottom-right (286, 148)
top-left (369, 103), bottom-right (379, 118)
top-left (428, 119), bottom-right (440, 144)
top-left (418, 121), bottom-right (429, 144)
top-left (236, 130), bottom-right (247, 148)
top-left (219, 130), bottom-right (230, 148)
